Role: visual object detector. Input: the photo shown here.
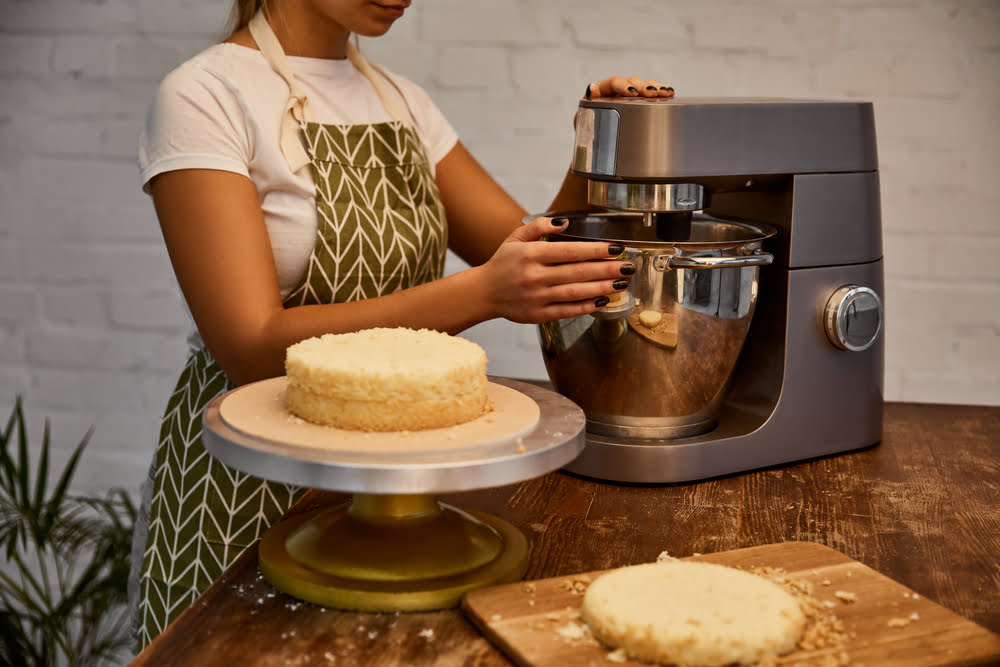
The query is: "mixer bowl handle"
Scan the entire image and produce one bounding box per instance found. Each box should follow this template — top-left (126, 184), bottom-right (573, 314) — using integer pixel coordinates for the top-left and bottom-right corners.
top-left (655, 251), bottom-right (773, 270)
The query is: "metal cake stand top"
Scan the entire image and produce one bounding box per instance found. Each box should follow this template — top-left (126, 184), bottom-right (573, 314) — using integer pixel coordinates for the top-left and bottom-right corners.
top-left (202, 376), bottom-right (585, 495)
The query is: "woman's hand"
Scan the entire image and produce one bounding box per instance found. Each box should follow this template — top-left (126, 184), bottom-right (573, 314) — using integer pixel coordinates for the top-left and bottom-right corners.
top-left (477, 216), bottom-right (635, 324)
top-left (584, 76), bottom-right (674, 99)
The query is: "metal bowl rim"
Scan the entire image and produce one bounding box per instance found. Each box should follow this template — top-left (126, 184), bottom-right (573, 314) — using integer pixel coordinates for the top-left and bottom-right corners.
top-left (526, 210), bottom-right (778, 248)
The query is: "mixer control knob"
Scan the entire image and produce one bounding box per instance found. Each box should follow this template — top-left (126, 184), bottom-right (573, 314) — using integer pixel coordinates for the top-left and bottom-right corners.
top-left (824, 285), bottom-right (883, 352)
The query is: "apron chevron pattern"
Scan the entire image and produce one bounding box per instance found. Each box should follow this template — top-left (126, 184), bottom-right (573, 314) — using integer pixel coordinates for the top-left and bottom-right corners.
top-left (284, 120), bottom-right (446, 306)
top-left (138, 350), bottom-right (302, 641)
top-left (134, 13), bottom-right (448, 647)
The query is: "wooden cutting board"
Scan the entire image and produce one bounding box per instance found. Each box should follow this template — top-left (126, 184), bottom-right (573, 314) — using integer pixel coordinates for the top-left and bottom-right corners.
top-left (462, 541), bottom-right (1000, 666)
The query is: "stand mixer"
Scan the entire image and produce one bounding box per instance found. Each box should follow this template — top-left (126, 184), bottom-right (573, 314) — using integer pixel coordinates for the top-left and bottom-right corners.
top-left (539, 97), bottom-right (884, 484)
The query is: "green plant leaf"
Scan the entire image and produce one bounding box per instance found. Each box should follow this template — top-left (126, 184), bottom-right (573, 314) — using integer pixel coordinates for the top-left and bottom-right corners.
top-left (39, 427), bottom-right (90, 546)
top-left (31, 428), bottom-right (49, 531)
top-left (15, 405), bottom-right (30, 511)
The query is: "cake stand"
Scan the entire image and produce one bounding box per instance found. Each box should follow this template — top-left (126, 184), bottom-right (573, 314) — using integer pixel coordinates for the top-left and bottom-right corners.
top-left (201, 376), bottom-right (585, 612)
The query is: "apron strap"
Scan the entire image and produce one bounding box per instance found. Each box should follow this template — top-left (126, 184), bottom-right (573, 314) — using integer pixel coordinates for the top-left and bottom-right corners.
top-left (345, 39), bottom-right (413, 126)
top-left (248, 9), bottom-right (415, 175)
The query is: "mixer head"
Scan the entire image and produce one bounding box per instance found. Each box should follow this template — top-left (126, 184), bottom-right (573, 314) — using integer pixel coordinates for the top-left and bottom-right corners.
top-left (572, 96), bottom-right (879, 229)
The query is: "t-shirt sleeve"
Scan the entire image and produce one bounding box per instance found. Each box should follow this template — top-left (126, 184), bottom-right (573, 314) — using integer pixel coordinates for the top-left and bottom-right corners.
top-left (384, 71), bottom-right (459, 168)
top-left (138, 62), bottom-right (252, 193)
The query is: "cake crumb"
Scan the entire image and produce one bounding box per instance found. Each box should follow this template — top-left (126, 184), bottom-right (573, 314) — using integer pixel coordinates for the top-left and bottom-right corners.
top-left (523, 582), bottom-right (536, 594)
top-left (656, 550), bottom-right (675, 563)
top-left (834, 590), bottom-right (858, 604)
top-left (555, 620), bottom-right (591, 643)
top-left (560, 575), bottom-right (592, 595)
top-left (888, 617), bottom-right (910, 628)
top-left (909, 612), bottom-right (920, 621)
top-left (606, 648), bottom-right (628, 663)
top-left (821, 579), bottom-right (832, 586)
top-left (418, 628), bottom-right (434, 640)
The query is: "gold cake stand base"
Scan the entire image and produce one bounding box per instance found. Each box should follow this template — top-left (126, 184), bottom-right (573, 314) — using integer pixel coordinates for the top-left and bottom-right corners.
top-left (258, 493), bottom-right (529, 612)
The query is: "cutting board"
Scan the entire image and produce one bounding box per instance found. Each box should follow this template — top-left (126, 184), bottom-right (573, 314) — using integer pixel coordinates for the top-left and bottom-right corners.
top-left (462, 541), bottom-right (1000, 666)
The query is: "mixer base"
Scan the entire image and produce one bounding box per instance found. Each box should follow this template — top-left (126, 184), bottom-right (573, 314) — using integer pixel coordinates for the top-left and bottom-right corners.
top-left (259, 493), bottom-right (529, 612)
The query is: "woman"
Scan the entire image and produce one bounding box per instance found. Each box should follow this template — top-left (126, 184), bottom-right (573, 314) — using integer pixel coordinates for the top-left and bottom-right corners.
top-left (130, 0), bottom-right (675, 647)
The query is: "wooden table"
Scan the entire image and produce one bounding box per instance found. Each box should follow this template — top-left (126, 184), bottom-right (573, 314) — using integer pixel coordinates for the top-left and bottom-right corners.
top-left (131, 402), bottom-right (1000, 666)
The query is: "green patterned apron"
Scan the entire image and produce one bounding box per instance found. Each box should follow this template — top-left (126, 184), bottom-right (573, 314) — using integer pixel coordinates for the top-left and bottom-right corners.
top-left (134, 11), bottom-right (447, 647)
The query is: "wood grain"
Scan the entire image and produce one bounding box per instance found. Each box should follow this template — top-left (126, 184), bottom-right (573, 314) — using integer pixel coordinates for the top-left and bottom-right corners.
top-left (131, 402), bottom-right (1000, 666)
top-left (462, 541), bottom-right (1000, 667)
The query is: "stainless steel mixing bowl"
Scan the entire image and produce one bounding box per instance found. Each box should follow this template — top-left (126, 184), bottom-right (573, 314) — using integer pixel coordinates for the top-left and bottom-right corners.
top-left (536, 211), bottom-right (777, 439)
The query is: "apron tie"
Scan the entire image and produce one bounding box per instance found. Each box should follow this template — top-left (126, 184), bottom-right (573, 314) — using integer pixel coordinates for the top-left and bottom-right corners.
top-left (248, 10), bottom-right (313, 173)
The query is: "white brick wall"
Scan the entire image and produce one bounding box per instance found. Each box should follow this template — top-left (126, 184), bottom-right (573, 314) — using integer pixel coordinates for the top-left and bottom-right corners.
top-left (1, 0), bottom-right (997, 494)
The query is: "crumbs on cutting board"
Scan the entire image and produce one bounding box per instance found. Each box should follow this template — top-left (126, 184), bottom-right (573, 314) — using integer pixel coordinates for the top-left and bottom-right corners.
top-left (834, 590), bottom-right (858, 604)
top-left (747, 566), bottom-right (850, 655)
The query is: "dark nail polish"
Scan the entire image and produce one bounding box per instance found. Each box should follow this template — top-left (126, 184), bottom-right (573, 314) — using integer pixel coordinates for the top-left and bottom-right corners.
top-left (551, 217), bottom-right (568, 227)
top-left (627, 86), bottom-right (638, 94)
top-left (595, 296), bottom-right (610, 308)
top-left (620, 264), bottom-right (636, 276)
top-left (607, 244), bottom-right (624, 255)
top-left (584, 83), bottom-right (592, 99)
top-left (666, 86), bottom-right (675, 92)
top-left (612, 279), bottom-right (629, 290)
top-left (659, 86), bottom-right (670, 91)
top-left (645, 85), bottom-right (657, 91)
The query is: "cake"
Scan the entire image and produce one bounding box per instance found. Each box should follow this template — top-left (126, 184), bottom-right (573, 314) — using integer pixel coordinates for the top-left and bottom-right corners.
top-left (580, 560), bottom-right (807, 667)
top-left (284, 328), bottom-right (490, 432)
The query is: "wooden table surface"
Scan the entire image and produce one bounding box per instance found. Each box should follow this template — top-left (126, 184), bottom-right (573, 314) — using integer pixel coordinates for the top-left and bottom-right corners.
top-left (132, 402), bottom-right (1000, 666)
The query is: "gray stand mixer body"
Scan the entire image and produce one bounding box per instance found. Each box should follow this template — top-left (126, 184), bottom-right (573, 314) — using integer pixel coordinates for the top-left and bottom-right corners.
top-left (552, 98), bottom-right (884, 483)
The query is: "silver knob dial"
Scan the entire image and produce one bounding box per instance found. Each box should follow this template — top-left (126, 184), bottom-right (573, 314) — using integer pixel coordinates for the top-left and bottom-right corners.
top-left (824, 285), bottom-right (883, 352)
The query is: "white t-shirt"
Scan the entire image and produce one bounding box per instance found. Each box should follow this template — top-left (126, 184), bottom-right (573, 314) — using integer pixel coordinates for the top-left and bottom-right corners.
top-left (139, 43), bottom-right (459, 352)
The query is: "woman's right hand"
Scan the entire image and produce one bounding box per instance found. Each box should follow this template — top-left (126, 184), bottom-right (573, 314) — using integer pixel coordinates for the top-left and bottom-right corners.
top-left (478, 216), bottom-right (635, 324)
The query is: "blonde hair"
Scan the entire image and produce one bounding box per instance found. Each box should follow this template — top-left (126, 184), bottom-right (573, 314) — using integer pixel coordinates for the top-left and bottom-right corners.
top-left (228, 0), bottom-right (265, 34)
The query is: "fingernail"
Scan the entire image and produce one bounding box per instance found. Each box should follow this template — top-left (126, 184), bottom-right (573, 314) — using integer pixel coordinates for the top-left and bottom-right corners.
top-left (612, 279), bottom-right (629, 290)
top-left (607, 244), bottom-right (624, 255)
top-left (551, 217), bottom-right (568, 227)
top-left (620, 263), bottom-right (636, 276)
top-left (584, 83), bottom-right (592, 99)
top-left (627, 86), bottom-right (638, 94)
top-left (659, 86), bottom-right (670, 91)
top-left (595, 296), bottom-right (610, 308)
top-left (645, 85), bottom-right (657, 91)
top-left (666, 86), bottom-right (675, 92)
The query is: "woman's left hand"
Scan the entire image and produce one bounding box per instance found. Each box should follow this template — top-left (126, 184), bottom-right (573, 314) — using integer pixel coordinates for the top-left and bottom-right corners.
top-left (584, 76), bottom-right (674, 100)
